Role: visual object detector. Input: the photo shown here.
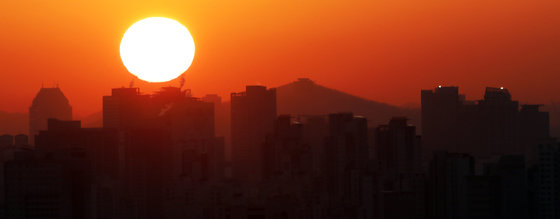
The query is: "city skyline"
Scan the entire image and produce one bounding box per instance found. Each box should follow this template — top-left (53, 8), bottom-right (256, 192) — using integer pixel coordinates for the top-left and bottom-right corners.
top-left (3, 80), bottom-right (560, 137)
top-left (0, 78), bottom-right (555, 218)
top-left (1, 1), bottom-right (559, 218)
top-left (5, 78), bottom-right (554, 119)
top-left (2, 1), bottom-right (560, 115)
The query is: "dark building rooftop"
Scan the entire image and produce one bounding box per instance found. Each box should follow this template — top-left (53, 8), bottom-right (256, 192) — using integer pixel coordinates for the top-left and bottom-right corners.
top-left (47, 119), bottom-right (81, 131)
top-left (484, 87), bottom-right (511, 102)
top-left (31, 87), bottom-right (71, 107)
top-left (521, 104), bottom-right (544, 112)
top-left (111, 87), bottom-right (140, 96)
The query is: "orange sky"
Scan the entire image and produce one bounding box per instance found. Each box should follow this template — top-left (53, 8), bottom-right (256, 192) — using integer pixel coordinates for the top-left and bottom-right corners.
top-left (1, 0), bottom-right (559, 117)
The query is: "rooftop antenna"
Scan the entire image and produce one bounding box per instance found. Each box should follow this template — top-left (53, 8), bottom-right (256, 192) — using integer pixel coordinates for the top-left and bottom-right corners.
top-left (129, 79), bottom-right (135, 88)
top-left (179, 74), bottom-right (185, 89)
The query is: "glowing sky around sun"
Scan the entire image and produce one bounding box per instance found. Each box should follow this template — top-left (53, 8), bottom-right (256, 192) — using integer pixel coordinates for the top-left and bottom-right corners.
top-left (1, 0), bottom-right (560, 116)
top-left (120, 17), bottom-right (195, 83)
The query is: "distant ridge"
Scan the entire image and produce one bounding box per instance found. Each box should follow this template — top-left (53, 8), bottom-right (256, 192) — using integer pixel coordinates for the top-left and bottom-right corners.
top-left (0, 79), bottom-right (421, 136)
top-left (6, 80), bottom-right (560, 138)
top-left (276, 78), bottom-right (420, 127)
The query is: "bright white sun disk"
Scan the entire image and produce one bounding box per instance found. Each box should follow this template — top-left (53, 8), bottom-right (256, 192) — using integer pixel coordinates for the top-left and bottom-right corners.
top-left (120, 17), bottom-right (195, 82)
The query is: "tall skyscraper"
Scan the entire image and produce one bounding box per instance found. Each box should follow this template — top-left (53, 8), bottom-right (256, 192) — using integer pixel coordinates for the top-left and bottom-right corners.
top-left (375, 118), bottom-right (425, 219)
top-left (29, 87), bottom-right (72, 145)
top-left (262, 115), bottom-right (312, 180)
top-left (421, 86), bottom-right (462, 154)
top-left (427, 151), bottom-right (474, 219)
top-left (520, 104), bottom-right (550, 162)
top-left (101, 86), bottom-right (226, 217)
top-left (202, 94), bottom-right (228, 144)
top-left (532, 142), bottom-right (560, 219)
top-left (375, 117), bottom-right (421, 175)
top-left (492, 155), bottom-right (528, 218)
top-left (467, 155), bottom-right (528, 218)
top-left (421, 86), bottom-right (549, 158)
top-left (231, 85), bottom-right (276, 184)
top-left (301, 115), bottom-right (328, 176)
top-left (102, 87), bottom-right (152, 130)
top-left (154, 88), bottom-right (222, 181)
top-left (324, 113), bottom-right (368, 205)
top-left (476, 87), bottom-right (519, 155)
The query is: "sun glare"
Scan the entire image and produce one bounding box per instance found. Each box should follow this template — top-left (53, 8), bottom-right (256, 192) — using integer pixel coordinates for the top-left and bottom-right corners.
top-left (120, 17), bottom-right (195, 83)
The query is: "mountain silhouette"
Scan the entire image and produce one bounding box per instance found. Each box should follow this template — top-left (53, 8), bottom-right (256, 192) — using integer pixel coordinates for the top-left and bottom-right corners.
top-left (276, 78), bottom-right (420, 128)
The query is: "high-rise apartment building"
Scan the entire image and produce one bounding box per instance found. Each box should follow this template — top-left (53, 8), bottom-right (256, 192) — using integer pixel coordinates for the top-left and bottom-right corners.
top-left (29, 87), bottom-right (72, 145)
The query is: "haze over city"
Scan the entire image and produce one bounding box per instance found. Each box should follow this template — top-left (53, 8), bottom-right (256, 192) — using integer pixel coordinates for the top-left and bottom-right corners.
top-left (1, 0), bottom-right (560, 116)
top-left (1, 1), bottom-right (560, 219)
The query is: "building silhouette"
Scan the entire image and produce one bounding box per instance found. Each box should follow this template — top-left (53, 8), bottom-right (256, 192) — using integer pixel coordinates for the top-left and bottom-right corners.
top-left (476, 87), bottom-right (519, 156)
top-left (0, 135), bottom-right (13, 147)
top-left (231, 85), bottom-right (276, 184)
top-left (35, 119), bottom-right (119, 181)
top-left (202, 94), bottom-right (226, 137)
top-left (102, 86), bottom-right (225, 218)
top-left (301, 115), bottom-right (329, 177)
top-left (3, 83), bottom-right (560, 218)
top-left (466, 174), bottom-right (500, 218)
top-left (520, 104), bottom-right (550, 165)
top-left (263, 115), bottom-right (312, 180)
top-left (4, 149), bottom-right (89, 219)
top-left (531, 141), bottom-right (560, 219)
top-left (102, 87), bottom-right (152, 130)
top-left (375, 117), bottom-right (421, 175)
top-left (375, 117), bottom-right (425, 219)
top-left (427, 151), bottom-right (474, 219)
top-left (324, 113), bottom-right (369, 217)
top-left (492, 155), bottom-right (528, 218)
top-left (421, 86), bottom-right (462, 154)
top-left (0, 134), bottom-right (29, 215)
top-left (18, 119), bottom-right (120, 218)
top-left (29, 87), bottom-right (72, 145)
top-left (466, 155), bottom-right (528, 219)
top-left (421, 86), bottom-right (549, 159)
top-left (5, 119), bottom-right (93, 219)
top-left (14, 134), bottom-right (28, 146)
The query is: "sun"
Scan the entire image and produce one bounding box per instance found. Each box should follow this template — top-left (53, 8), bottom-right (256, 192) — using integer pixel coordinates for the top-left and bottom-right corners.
top-left (120, 17), bottom-right (195, 83)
